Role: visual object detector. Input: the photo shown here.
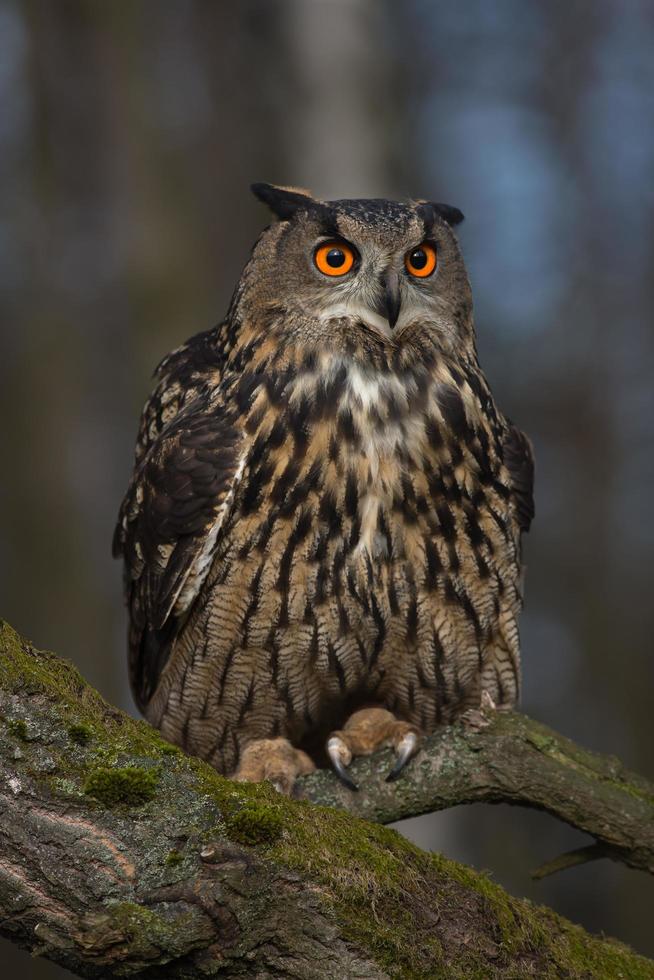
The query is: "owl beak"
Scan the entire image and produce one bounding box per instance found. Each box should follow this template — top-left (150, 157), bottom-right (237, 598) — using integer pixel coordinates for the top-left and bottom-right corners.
top-left (376, 272), bottom-right (401, 329)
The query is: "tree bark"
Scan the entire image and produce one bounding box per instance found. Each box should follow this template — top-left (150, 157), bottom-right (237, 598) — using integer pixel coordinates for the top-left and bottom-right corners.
top-left (1, 619), bottom-right (652, 979)
top-left (298, 709), bottom-right (654, 878)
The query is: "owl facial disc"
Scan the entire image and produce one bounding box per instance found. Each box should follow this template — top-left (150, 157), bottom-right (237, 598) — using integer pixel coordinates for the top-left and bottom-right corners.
top-left (250, 184), bottom-right (471, 344)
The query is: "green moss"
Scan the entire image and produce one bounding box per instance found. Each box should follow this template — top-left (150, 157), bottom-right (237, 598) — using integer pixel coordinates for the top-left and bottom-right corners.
top-left (2, 619), bottom-right (652, 978)
top-left (272, 805), bottom-right (448, 977)
top-left (224, 802), bottom-right (284, 846)
top-left (103, 901), bottom-right (202, 961)
top-left (68, 723), bottom-right (93, 745)
top-left (525, 729), bottom-right (556, 753)
top-left (84, 765), bottom-right (159, 807)
top-left (165, 849), bottom-right (183, 866)
top-left (109, 901), bottom-right (165, 939)
top-left (188, 763), bottom-right (654, 979)
top-left (437, 854), bottom-right (549, 954)
top-left (188, 766), bottom-right (284, 846)
top-left (517, 714), bottom-right (654, 806)
top-left (272, 804), bottom-right (654, 979)
top-left (0, 621), bottom-right (87, 699)
top-left (0, 621), bottom-right (187, 765)
top-left (188, 767), bottom-right (446, 974)
top-left (7, 718), bottom-right (28, 740)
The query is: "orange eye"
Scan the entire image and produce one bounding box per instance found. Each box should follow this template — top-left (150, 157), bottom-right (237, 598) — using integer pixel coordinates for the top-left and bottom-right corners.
top-left (405, 242), bottom-right (437, 278)
top-left (314, 241), bottom-right (355, 277)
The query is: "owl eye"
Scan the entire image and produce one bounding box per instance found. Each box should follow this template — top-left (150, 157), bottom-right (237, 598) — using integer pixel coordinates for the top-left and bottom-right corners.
top-left (405, 243), bottom-right (437, 278)
top-left (314, 241), bottom-right (356, 277)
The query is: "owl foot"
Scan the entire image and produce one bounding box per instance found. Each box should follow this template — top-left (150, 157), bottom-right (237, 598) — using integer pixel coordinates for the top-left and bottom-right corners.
top-left (327, 707), bottom-right (420, 791)
top-left (233, 737), bottom-right (315, 795)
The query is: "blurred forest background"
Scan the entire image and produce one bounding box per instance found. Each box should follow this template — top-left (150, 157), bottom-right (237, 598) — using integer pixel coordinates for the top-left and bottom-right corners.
top-left (1, 1), bottom-right (652, 976)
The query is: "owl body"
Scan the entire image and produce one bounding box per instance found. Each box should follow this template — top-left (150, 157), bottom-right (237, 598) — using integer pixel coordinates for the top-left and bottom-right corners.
top-left (115, 186), bottom-right (533, 777)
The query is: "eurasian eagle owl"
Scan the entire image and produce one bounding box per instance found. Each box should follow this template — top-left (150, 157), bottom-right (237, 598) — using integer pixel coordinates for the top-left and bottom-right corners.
top-left (114, 183), bottom-right (534, 792)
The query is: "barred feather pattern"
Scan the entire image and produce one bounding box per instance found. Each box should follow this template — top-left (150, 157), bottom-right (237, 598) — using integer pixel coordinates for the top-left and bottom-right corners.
top-left (116, 308), bottom-right (533, 776)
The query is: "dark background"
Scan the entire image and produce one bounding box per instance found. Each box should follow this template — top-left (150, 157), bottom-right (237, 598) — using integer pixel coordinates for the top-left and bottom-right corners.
top-left (1, 1), bottom-right (652, 976)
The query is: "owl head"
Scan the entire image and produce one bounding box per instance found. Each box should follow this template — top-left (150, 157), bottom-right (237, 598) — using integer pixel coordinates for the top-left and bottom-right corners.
top-left (241, 183), bottom-right (473, 350)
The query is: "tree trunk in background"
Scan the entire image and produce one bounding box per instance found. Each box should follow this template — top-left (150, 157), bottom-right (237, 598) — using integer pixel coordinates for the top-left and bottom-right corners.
top-left (279, 0), bottom-right (397, 198)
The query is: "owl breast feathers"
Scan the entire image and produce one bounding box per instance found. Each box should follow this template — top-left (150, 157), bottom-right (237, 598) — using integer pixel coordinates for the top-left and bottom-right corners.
top-left (114, 184), bottom-right (534, 785)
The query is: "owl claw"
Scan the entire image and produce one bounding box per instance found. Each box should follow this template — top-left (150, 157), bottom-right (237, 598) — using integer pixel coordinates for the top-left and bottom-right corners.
top-left (481, 690), bottom-right (497, 711)
top-left (386, 731), bottom-right (418, 782)
top-left (327, 736), bottom-right (359, 792)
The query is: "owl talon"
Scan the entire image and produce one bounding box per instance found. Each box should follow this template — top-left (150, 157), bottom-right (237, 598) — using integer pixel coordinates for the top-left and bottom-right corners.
top-left (481, 690), bottom-right (497, 711)
top-left (328, 710), bottom-right (420, 787)
top-left (327, 735), bottom-right (359, 792)
top-left (386, 731), bottom-right (418, 782)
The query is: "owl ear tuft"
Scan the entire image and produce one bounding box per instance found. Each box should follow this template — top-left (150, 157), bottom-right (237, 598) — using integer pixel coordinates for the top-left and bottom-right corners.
top-left (251, 183), bottom-right (317, 221)
top-left (430, 202), bottom-right (465, 227)
top-left (416, 200), bottom-right (465, 229)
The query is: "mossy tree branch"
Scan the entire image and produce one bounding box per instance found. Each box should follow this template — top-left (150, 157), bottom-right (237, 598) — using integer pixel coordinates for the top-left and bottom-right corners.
top-left (297, 709), bottom-right (654, 878)
top-left (0, 620), bottom-right (653, 980)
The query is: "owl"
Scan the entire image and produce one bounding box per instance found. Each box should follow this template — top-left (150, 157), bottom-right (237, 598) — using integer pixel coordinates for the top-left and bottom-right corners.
top-left (114, 183), bottom-right (534, 793)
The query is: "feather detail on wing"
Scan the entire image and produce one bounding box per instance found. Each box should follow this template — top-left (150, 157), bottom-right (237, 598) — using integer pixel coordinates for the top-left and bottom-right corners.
top-left (133, 323), bottom-right (231, 464)
top-left (503, 424), bottom-right (535, 533)
top-left (113, 396), bottom-right (244, 710)
top-left (113, 321), bottom-right (246, 710)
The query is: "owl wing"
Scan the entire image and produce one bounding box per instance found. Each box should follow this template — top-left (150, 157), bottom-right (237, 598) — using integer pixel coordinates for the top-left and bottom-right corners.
top-left (114, 326), bottom-right (246, 711)
top-left (114, 399), bottom-right (245, 710)
top-left (503, 424), bottom-right (535, 533)
top-left (133, 322), bottom-right (232, 463)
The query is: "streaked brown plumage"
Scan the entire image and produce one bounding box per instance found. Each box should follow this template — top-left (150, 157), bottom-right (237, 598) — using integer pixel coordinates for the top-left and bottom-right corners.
top-left (114, 184), bottom-right (534, 788)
